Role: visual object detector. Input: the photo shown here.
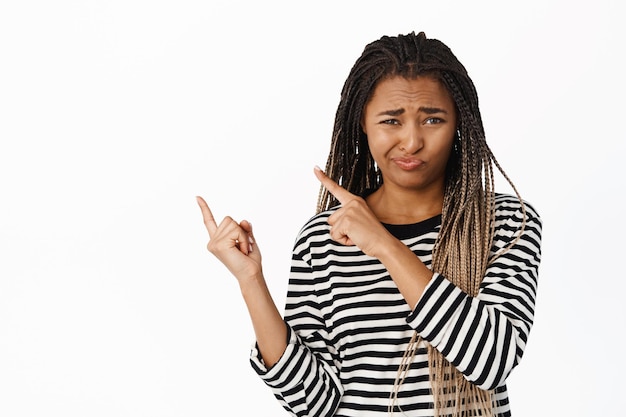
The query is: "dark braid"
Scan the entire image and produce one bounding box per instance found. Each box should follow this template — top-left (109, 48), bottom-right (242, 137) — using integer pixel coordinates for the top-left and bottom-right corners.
top-left (316, 31), bottom-right (527, 417)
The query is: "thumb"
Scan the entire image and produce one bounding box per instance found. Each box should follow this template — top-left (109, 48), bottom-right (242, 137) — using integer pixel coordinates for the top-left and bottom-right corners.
top-left (240, 220), bottom-right (261, 259)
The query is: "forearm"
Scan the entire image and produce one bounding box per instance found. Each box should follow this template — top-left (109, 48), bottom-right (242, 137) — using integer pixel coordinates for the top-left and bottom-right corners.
top-left (376, 237), bottom-right (434, 309)
top-left (239, 273), bottom-right (288, 368)
top-left (407, 274), bottom-right (525, 390)
top-left (406, 205), bottom-right (542, 389)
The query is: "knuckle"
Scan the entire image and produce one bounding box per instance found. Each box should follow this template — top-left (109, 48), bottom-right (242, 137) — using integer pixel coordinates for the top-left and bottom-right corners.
top-left (207, 240), bottom-right (220, 254)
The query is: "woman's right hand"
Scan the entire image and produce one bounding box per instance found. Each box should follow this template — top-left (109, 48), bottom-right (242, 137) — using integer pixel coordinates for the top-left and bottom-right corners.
top-left (197, 196), bottom-right (287, 367)
top-left (196, 196), bottom-right (262, 283)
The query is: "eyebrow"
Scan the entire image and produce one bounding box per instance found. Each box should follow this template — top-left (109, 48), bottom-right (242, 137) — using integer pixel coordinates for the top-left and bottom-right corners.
top-left (375, 106), bottom-right (449, 117)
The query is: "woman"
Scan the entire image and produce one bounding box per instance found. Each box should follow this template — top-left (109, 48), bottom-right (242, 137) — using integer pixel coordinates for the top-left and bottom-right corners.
top-left (197, 31), bottom-right (542, 417)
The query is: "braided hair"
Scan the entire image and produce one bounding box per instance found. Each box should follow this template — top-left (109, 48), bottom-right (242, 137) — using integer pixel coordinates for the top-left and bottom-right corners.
top-left (316, 31), bottom-right (526, 417)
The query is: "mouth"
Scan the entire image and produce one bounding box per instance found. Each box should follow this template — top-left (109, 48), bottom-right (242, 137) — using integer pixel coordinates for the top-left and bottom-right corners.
top-left (391, 157), bottom-right (424, 170)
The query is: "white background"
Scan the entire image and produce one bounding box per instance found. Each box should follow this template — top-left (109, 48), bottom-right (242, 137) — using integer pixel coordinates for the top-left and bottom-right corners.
top-left (1, 1), bottom-right (624, 416)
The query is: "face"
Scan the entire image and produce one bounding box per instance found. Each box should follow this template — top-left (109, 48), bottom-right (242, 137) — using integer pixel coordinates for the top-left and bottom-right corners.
top-left (362, 76), bottom-right (457, 194)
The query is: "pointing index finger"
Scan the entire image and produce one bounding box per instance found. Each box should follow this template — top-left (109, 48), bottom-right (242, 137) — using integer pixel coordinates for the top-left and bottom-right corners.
top-left (196, 196), bottom-right (218, 236)
top-left (314, 166), bottom-right (356, 205)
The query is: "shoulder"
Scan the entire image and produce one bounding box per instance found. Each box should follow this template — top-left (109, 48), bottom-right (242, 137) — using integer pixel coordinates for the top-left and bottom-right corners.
top-left (494, 193), bottom-right (541, 225)
top-left (291, 207), bottom-right (339, 253)
top-left (495, 193), bottom-right (540, 219)
top-left (493, 193), bottom-right (542, 249)
top-left (298, 207), bottom-right (337, 234)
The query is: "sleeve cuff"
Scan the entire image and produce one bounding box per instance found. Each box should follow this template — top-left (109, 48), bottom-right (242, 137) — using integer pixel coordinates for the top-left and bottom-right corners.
top-left (249, 323), bottom-right (307, 389)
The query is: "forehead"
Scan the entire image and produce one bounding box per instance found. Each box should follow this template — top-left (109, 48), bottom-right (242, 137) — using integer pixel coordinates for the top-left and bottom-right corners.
top-left (366, 76), bottom-right (455, 109)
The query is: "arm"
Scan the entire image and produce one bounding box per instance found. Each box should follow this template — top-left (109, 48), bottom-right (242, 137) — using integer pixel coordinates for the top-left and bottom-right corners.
top-left (250, 219), bottom-right (343, 417)
top-left (196, 197), bottom-right (286, 367)
top-left (197, 197), bottom-right (343, 417)
top-left (313, 166), bottom-right (434, 309)
top-left (312, 168), bottom-right (542, 390)
top-left (407, 199), bottom-right (542, 390)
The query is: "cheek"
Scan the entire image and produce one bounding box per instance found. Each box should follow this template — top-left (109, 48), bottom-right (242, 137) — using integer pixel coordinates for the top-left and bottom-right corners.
top-left (365, 131), bottom-right (391, 158)
top-left (367, 144), bottom-right (384, 167)
top-left (435, 134), bottom-right (456, 163)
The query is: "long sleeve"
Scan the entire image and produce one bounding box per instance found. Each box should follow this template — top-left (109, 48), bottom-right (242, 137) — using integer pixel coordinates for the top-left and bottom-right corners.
top-left (250, 215), bottom-right (344, 417)
top-left (248, 194), bottom-right (540, 416)
top-left (406, 196), bottom-right (542, 390)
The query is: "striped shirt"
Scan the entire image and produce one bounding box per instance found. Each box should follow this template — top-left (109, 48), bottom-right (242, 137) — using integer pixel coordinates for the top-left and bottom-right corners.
top-left (250, 193), bottom-right (542, 416)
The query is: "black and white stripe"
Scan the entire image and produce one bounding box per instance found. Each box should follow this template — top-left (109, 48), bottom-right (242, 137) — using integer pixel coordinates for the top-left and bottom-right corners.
top-left (251, 193), bottom-right (542, 417)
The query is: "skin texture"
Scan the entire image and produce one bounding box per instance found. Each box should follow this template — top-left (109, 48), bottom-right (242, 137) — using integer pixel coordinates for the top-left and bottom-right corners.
top-left (363, 76), bottom-right (457, 224)
top-left (197, 75), bottom-right (458, 367)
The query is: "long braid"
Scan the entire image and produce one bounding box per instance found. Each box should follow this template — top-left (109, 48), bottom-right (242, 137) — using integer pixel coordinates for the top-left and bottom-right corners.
top-left (317, 32), bottom-right (527, 417)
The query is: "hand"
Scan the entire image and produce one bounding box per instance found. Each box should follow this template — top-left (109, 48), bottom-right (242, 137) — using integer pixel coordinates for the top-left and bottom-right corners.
top-left (314, 166), bottom-right (392, 257)
top-left (196, 196), bottom-right (262, 282)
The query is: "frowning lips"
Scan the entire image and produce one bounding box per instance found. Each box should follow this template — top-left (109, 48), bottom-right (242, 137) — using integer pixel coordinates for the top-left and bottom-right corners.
top-left (391, 157), bottom-right (424, 170)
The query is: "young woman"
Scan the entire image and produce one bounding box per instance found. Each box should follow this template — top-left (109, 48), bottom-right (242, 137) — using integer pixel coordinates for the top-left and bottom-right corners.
top-left (197, 31), bottom-right (542, 417)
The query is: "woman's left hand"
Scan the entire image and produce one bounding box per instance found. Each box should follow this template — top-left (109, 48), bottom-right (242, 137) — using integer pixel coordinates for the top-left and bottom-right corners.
top-left (314, 166), bottom-right (392, 258)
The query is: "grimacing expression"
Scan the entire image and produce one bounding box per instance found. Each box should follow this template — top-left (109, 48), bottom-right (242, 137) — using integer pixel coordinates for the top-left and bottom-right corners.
top-left (362, 76), bottom-right (458, 193)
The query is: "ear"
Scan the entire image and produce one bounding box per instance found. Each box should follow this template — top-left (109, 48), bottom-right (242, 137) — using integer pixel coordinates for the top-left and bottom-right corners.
top-left (360, 117), bottom-right (367, 134)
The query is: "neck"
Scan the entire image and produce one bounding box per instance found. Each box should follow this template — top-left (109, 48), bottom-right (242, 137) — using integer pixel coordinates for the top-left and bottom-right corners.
top-left (366, 183), bottom-right (444, 225)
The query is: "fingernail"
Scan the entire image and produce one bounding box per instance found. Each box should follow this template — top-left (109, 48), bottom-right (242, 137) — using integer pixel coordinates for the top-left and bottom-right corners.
top-left (314, 165), bottom-right (323, 173)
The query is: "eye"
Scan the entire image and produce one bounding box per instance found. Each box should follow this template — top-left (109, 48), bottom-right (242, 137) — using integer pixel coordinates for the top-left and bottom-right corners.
top-left (424, 117), bottom-right (444, 125)
top-left (380, 118), bottom-right (400, 125)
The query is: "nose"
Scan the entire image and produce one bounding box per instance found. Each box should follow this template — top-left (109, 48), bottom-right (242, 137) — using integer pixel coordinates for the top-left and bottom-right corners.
top-left (399, 123), bottom-right (423, 154)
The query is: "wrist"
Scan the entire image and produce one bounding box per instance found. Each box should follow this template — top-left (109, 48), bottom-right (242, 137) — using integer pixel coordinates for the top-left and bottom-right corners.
top-left (375, 234), bottom-right (411, 262)
top-left (238, 272), bottom-right (268, 297)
